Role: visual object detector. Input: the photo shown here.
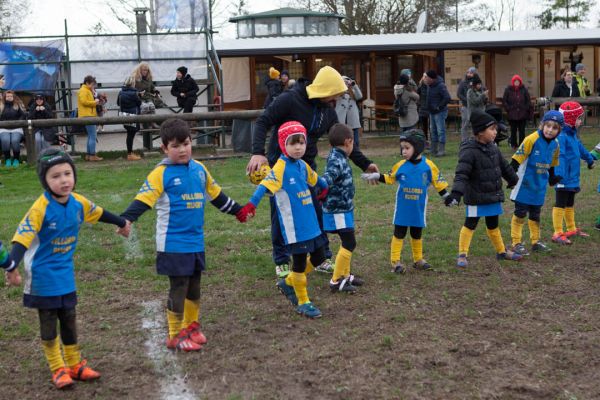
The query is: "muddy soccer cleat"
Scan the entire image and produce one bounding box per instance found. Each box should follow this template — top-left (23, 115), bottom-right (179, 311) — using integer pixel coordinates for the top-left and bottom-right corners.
top-left (456, 254), bottom-right (468, 269)
top-left (564, 228), bottom-right (590, 238)
top-left (183, 321), bottom-right (207, 345)
top-left (69, 359), bottom-right (101, 381)
top-left (551, 233), bottom-right (572, 245)
top-left (315, 259), bottom-right (334, 274)
top-left (413, 259), bottom-right (432, 271)
top-left (275, 263), bottom-right (290, 278)
top-left (496, 249), bottom-right (523, 261)
top-left (348, 274), bottom-right (364, 286)
top-left (52, 367), bottom-right (75, 389)
top-left (531, 241), bottom-right (551, 252)
top-left (166, 330), bottom-right (202, 352)
top-left (296, 302), bottom-right (322, 319)
top-left (510, 243), bottom-right (529, 256)
top-left (329, 276), bottom-right (357, 293)
top-left (391, 261), bottom-right (406, 274)
top-left (276, 278), bottom-right (298, 306)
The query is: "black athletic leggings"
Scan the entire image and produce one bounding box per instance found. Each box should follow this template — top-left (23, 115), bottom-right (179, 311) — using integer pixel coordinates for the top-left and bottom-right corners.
top-left (394, 225), bottom-right (423, 239)
top-left (39, 307), bottom-right (77, 345)
top-left (292, 246), bottom-right (327, 274)
top-left (555, 191), bottom-right (576, 208)
top-left (125, 125), bottom-right (138, 153)
top-left (514, 201), bottom-right (542, 222)
top-left (418, 115), bottom-right (429, 140)
top-left (463, 215), bottom-right (499, 231)
top-left (337, 229), bottom-right (356, 252)
top-left (168, 270), bottom-right (201, 313)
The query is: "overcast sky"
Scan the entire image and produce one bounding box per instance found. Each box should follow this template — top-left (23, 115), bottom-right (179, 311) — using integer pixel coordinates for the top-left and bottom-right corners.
top-left (20, 0), bottom-right (600, 38)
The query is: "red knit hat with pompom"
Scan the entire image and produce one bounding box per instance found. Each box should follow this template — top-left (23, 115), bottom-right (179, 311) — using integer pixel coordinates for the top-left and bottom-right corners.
top-left (559, 101), bottom-right (584, 127)
top-left (278, 121), bottom-right (306, 157)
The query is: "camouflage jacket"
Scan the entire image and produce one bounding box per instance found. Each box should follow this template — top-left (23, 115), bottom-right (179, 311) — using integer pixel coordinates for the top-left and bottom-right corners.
top-left (322, 147), bottom-right (355, 213)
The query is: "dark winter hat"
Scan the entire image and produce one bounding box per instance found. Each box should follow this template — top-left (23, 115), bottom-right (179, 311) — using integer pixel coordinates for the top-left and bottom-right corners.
top-left (37, 147), bottom-right (76, 194)
top-left (280, 70), bottom-right (289, 78)
top-left (542, 110), bottom-right (564, 126)
top-left (177, 66), bottom-right (188, 76)
top-left (575, 63), bottom-right (585, 72)
top-left (399, 129), bottom-right (426, 159)
top-left (34, 93), bottom-right (45, 100)
top-left (471, 74), bottom-right (482, 85)
top-left (425, 70), bottom-right (437, 79)
top-left (470, 109), bottom-right (497, 135)
top-left (399, 74), bottom-right (409, 85)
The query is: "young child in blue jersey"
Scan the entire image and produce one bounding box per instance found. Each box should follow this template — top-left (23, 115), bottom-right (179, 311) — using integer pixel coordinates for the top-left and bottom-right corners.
top-left (321, 123), bottom-right (364, 293)
top-left (445, 110), bottom-right (522, 268)
top-left (361, 130), bottom-right (449, 272)
top-left (238, 121), bottom-right (329, 319)
top-left (4, 148), bottom-right (129, 389)
top-left (121, 119), bottom-right (247, 351)
top-left (551, 101), bottom-right (596, 244)
top-left (508, 111), bottom-right (563, 255)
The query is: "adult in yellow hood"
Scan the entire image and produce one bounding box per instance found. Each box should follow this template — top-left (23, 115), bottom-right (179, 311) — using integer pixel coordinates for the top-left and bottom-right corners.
top-left (246, 65), bottom-right (379, 276)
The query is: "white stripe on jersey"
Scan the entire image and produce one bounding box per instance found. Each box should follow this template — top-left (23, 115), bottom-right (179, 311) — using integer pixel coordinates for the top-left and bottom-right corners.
top-left (467, 205), bottom-right (478, 218)
top-left (23, 236), bottom-right (39, 295)
top-left (155, 192), bottom-right (171, 252)
top-left (510, 162), bottom-right (528, 201)
top-left (275, 190), bottom-right (297, 244)
top-left (334, 213), bottom-right (347, 230)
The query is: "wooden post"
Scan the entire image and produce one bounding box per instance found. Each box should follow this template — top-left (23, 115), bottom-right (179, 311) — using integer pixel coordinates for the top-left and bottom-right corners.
top-left (25, 120), bottom-right (36, 165)
top-left (594, 46), bottom-right (599, 95)
top-left (555, 50), bottom-right (561, 81)
top-left (306, 54), bottom-right (316, 80)
top-left (369, 52), bottom-right (376, 104)
top-left (539, 48), bottom-right (545, 97)
top-left (249, 57), bottom-right (257, 109)
top-left (486, 52), bottom-right (496, 101)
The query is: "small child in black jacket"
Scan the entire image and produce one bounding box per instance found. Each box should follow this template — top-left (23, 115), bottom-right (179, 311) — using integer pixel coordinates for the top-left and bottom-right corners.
top-left (445, 109), bottom-right (523, 268)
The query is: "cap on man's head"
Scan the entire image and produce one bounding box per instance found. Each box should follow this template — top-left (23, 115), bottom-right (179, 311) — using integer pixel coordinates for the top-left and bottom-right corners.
top-left (425, 70), bottom-right (437, 79)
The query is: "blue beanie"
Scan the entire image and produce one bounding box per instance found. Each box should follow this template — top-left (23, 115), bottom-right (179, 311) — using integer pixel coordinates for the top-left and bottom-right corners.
top-left (575, 63), bottom-right (585, 72)
top-left (542, 110), bottom-right (564, 126)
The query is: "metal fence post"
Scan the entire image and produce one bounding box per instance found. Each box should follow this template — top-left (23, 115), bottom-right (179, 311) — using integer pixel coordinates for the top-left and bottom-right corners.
top-left (25, 120), bottom-right (36, 165)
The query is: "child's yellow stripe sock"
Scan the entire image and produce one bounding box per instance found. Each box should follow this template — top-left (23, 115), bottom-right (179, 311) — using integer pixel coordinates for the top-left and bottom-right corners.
top-left (390, 236), bottom-right (403, 265)
top-left (511, 215), bottom-right (525, 245)
top-left (458, 226), bottom-right (474, 255)
top-left (410, 238), bottom-right (423, 263)
top-left (565, 207), bottom-right (576, 232)
top-left (552, 207), bottom-right (565, 235)
top-left (182, 298), bottom-right (200, 330)
top-left (63, 344), bottom-right (81, 368)
top-left (528, 219), bottom-right (540, 244)
top-left (333, 247), bottom-right (352, 280)
top-left (290, 271), bottom-right (309, 305)
top-left (166, 309), bottom-right (183, 339)
top-left (486, 227), bottom-right (506, 254)
top-left (42, 338), bottom-right (65, 372)
top-left (304, 256), bottom-right (314, 275)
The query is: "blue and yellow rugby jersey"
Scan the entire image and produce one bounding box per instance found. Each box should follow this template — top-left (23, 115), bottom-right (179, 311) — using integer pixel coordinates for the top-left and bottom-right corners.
top-left (12, 192), bottom-right (103, 297)
top-left (255, 156), bottom-right (322, 245)
top-left (510, 131), bottom-right (559, 206)
top-left (383, 157), bottom-right (448, 228)
top-left (135, 159), bottom-right (222, 253)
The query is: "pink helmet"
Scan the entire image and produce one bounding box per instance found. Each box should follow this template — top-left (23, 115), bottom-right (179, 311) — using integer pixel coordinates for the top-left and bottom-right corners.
top-left (278, 121), bottom-right (307, 157)
top-left (559, 101), bottom-right (584, 127)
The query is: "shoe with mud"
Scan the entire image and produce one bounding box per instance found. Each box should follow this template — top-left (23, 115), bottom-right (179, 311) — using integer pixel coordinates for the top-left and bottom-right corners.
top-left (531, 241), bottom-right (551, 252)
top-left (496, 249), bottom-right (523, 261)
top-left (413, 259), bottom-right (432, 270)
top-left (166, 330), bottom-right (202, 352)
top-left (296, 302), bottom-right (322, 319)
top-left (348, 274), bottom-right (364, 286)
top-left (69, 359), bottom-right (101, 381)
top-left (456, 253), bottom-right (468, 269)
top-left (182, 321), bottom-right (207, 345)
top-left (565, 228), bottom-right (590, 238)
top-left (315, 259), bottom-right (334, 274)
top-left (391, 261), bottom-right (406, 274)
top-left (510, 243), bottom-right (529, 256)
top-left (52, 367), bottom-right (74, 389)
top-left (551, 233), bottom-right (572, 245)
top-left (276, 278), bottom-right (298, 306)
top-left (329, 276), bottom-right (357, 293)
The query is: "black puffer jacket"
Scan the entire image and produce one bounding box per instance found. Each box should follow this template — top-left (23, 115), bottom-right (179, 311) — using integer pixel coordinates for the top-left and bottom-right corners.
top-left (170, 74), bottom-right (199, 99)
top-left (28, 101), bottom-right (57, 142)
top-left (451, 138), bottom-right (518, 205)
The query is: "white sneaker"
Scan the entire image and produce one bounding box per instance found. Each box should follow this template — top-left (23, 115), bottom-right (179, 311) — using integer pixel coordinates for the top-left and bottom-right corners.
top-left (275, 264), bottom-right (290, 278)
top-left (315, 259), bottom-right (334, 274)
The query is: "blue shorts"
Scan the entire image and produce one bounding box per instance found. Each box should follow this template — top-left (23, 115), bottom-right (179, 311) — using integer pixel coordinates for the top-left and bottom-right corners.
top-left (323, 211), bottom-right (355, 232)
top-left (156, 252), bottom-right (205, 276)
top-left (287, 234), bottom-right (327, 255)
top-left (24, 291), bottom-right (77, 309)
top-left (466, 202), bottom-right (503, 218)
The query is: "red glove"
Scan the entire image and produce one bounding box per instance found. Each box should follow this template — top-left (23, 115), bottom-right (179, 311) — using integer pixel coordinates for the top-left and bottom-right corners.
top-left (315, 187), bottom-right (329, 202)
top-left (236, 203), bottom-right (256, 223)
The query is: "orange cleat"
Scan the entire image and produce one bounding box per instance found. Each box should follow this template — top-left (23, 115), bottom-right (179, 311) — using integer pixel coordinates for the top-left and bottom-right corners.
top-left (52, 367), bottom-right (75, 389)
top-left (166, 330), bottom-right (202, 352)
top-left (183, 321), bottom-right (207, 345)
top-left (69, 359), bottom-right (101, 381)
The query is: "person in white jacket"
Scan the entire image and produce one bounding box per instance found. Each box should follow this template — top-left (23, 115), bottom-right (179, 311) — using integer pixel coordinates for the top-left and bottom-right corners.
top-left (335, 76), bottom-right (363, 146)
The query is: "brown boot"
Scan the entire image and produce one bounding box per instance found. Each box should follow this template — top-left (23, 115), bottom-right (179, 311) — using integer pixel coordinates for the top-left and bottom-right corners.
top-left (127, 153), bottom-right (141, 161)
top-left (87, 155), bottom-right (103, 161)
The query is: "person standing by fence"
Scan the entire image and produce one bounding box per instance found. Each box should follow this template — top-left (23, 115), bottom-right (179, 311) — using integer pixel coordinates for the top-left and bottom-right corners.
top-left (502, 74), bottom-right (532, 149)
top-left (77, 75), bottom-right (102, 161)
top-left (118, 77), bottom-right (142, 161)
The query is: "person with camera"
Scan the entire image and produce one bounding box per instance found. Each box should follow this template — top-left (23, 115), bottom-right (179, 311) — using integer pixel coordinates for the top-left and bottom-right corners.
top-left (393, 74), bottom-right (419, 132)
top-left (335, 76), bottom-right (363, 146)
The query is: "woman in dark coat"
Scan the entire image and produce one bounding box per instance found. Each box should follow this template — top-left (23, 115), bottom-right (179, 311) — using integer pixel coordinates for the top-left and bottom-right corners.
top-left (551, 69), bottom-right (580, 98)
top-left (117, 77), bottom-right (142, 160)
top-left (171, 66), bottom-right (199, 113)
top-left (502, 74), bottom-right (532, 149)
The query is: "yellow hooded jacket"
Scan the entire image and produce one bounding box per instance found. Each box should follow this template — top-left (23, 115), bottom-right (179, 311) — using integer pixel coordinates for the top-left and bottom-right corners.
top-left (306, 66), bottom-right (347, 100)
top-left (77, 84), bottom-right (97, 117)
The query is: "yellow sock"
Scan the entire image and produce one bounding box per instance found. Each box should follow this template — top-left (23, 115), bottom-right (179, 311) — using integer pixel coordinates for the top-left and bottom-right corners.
top-left (486, 227), bottom-right (506, 254)
top-left (390, 236), bottom-right (403, 265)
top-left (528, 219), bottom-right (541, 245)
top-left (305, 256), bottom-right (314, 275)
top-left (459, 226), bottom-right (474, 255)
top-left (182, 298), bottom-right (200, 330)
top-left (290, 271), bottom-right (309, 305)
top-left (565, 207), bottom-right (576, 232)
top-left (63, 344), bottom-right (81, 368)
top-left (333, 247), bottom-right (352, 281)
top-left (42, 338), bottom-right (65, 372)
top-left (511, 215), bottom-right (525, 245)
top-left (410, 238), bottom-right (423, 263)
top-left (552, 207), bottom-right (565, 234)
top-left (166, 309), bottom-right (183, 339)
